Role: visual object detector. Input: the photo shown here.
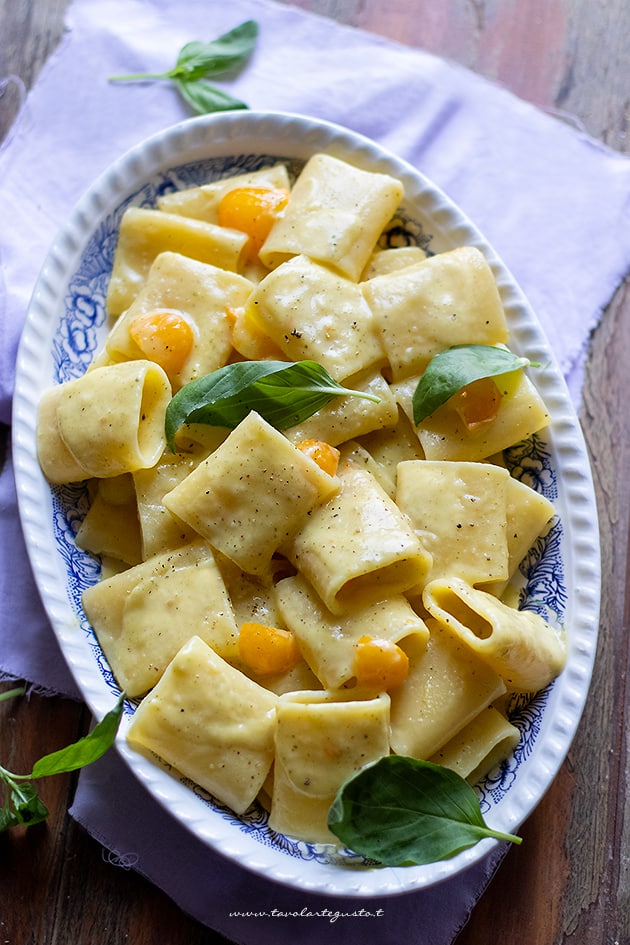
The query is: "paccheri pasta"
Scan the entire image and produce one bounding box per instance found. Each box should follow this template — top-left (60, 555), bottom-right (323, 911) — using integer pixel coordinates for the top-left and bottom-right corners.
top-left (37, 151), bottom-right (566, 846)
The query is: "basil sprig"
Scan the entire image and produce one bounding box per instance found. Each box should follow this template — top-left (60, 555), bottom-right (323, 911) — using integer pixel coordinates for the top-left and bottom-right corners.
top-left (328, 755), bottom-right (521, 866)
top-left (412, 344), bottom-right (534, 425)
top-left (0, 689), bottom-right (124, 831)
top-left (109, 20), bottom-right (258, 115)
top-left (165, 359), bottom-right (380, 451)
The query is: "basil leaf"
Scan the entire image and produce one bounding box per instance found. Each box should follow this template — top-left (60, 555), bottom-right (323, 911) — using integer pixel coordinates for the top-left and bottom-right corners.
top-left (173, 21), bottom-right (259, 80)
top-left (30, 693), bottom-right (124, 779)
top-left (165, 360), bottom-right (380, 451)
top-left (328, 755), bottom-right (521, 866)
top-left (175, 78), bottom-right (249, 116)
top-left (0, 685), bottom-right (25, 704)
top-left (0, 805), bottom-right (22, 831)
top-left (0, 693), bottom-right (123, 833)
top-left (9, 781), bottom-right (49, 826)
top-left (412, 344), bottom-right (533, 425)
top-left (108, 20), bottom-right (257, 115)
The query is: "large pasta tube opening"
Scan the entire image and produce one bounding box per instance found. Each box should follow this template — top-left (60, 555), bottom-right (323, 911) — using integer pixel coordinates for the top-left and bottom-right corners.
top-left (423, 577), bottom-right (567, 692)
top-left (43, 360), bottom-right (172, 480)
top-left (136, 364), bottom-right (173, 460)
top-left (287, 461), bottom-right (432, 615)
top-left (336, 559), bottom-right (429, 612)
top-left (427, 586), bottom-right (494, 640)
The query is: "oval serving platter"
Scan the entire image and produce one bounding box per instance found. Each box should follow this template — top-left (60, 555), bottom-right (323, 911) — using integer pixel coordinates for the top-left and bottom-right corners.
top-left (12, 110), bottom-right (600, 898)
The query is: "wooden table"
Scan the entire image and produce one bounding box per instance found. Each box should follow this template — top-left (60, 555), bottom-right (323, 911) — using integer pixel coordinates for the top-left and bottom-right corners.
top-left (1, 1), bottom-right (628, 942)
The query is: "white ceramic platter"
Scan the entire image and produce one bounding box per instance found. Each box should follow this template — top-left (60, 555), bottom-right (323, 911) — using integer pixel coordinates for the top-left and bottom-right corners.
top-left (12, 110), bottom-right (600, 898)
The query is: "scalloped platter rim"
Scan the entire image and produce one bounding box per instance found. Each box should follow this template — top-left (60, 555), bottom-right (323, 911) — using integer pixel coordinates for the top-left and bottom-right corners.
top-left (12, 110), bottom-right (600, 898)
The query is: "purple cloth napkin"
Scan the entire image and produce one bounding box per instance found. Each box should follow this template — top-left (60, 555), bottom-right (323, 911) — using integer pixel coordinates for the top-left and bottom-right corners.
top-left (72, 749), bottom-right (507, 943)
top-left (1, 0), bottom-right (630, 941)
top-left (0, 449), bottom-right (79, 697)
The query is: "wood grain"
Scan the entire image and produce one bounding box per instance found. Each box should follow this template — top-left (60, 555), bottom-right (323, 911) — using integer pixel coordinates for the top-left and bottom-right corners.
top-left (1, 1), bottom-right (629, 942)
top-left (291, 0), bottom-right (573, 112)
top-left (0, 0), bottom-right (71, 143)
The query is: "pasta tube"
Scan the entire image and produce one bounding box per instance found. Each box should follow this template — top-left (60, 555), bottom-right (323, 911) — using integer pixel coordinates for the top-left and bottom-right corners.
top-left (164, 411), bottom-right (340, 575)
top-left (396, 459), bottom-right (510, 585)
top-left (428, 705), bottom-right (520, 783)
top-left (362, 246), bottom-right (509, 381)
top-left (82, 540), bottom-right (238, 697)
top-left (157, 163), bottom-right (291, 222)
top-left (275, 572), bottom-right (429, 689)
top-left (423, 576), bottom-right (567, 691)
top-left (268, 690), bottom-right (390, 842)
top-left (246, 254), bottom-right (385, 382)
top-left (389, 622), bottom-right (506, 759)
top-left (106, 207), bottom-right (249, 316)
top-left (127, 635), bottom-right (278, 815)
top-left (286, 459), bottom-right (432, 614)
top-left (259, 152), bottom-right (404, 280)
top-left (37, 360), bottom-right (171, 483)
top-left (103, 251), bottom-right (252, 389)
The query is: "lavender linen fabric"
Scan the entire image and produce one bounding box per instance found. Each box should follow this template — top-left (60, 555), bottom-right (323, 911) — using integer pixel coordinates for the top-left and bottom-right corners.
top-left (1, 0), bottom-right (630, 422)
top-left (72, 749), bottom-right (507, 944)
top-left (1, 0), bottom-right (630, 941)
top-left (0, 448), bottom-right (79, 698)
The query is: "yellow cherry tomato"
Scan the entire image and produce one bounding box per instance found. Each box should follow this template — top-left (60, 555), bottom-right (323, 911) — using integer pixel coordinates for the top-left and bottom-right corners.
top-left (218, 186), bottom-right (289, 258)
top-left (129, 309), bottom-right (195, 375)
top-left (238, 621), bottom-right (300, 676)
top-left (354, 635), bottom-right (409, 690)
top-left (452, 375), bottom-right (502, 429)
top-left (295, 438), bottom-right (340, 477)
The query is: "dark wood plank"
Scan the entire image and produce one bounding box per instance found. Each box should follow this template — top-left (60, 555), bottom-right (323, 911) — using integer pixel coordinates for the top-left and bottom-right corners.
top-left (0, 690), bottom-right (87, 940)
top-left (0, 690), bottom-right (228, 944)
top-left (299, 0), bottom-right (572, 113)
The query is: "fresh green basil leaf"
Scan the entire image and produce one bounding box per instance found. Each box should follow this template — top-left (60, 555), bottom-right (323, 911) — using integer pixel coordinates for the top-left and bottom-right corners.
top-left (174, 78), bottom-right (249, 115)
top-left (165, 360), bottom-right (379, 451)
top-left (9, 780), bottom-right (49, 826)
top-left (173, 21), bottom-right (259, 80)
top-left (0, 685), bottom-right (26, 704)
top-left (328, 755), bottom-right (521, 866)
top-left (412, 344), bottom-right (533, 425)
top-left (30, 693), bottom-right (125, 779)
top-left (0, 804), bottom-right (22, 831)
top-left (108, 21), bottom-right (257, 112)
